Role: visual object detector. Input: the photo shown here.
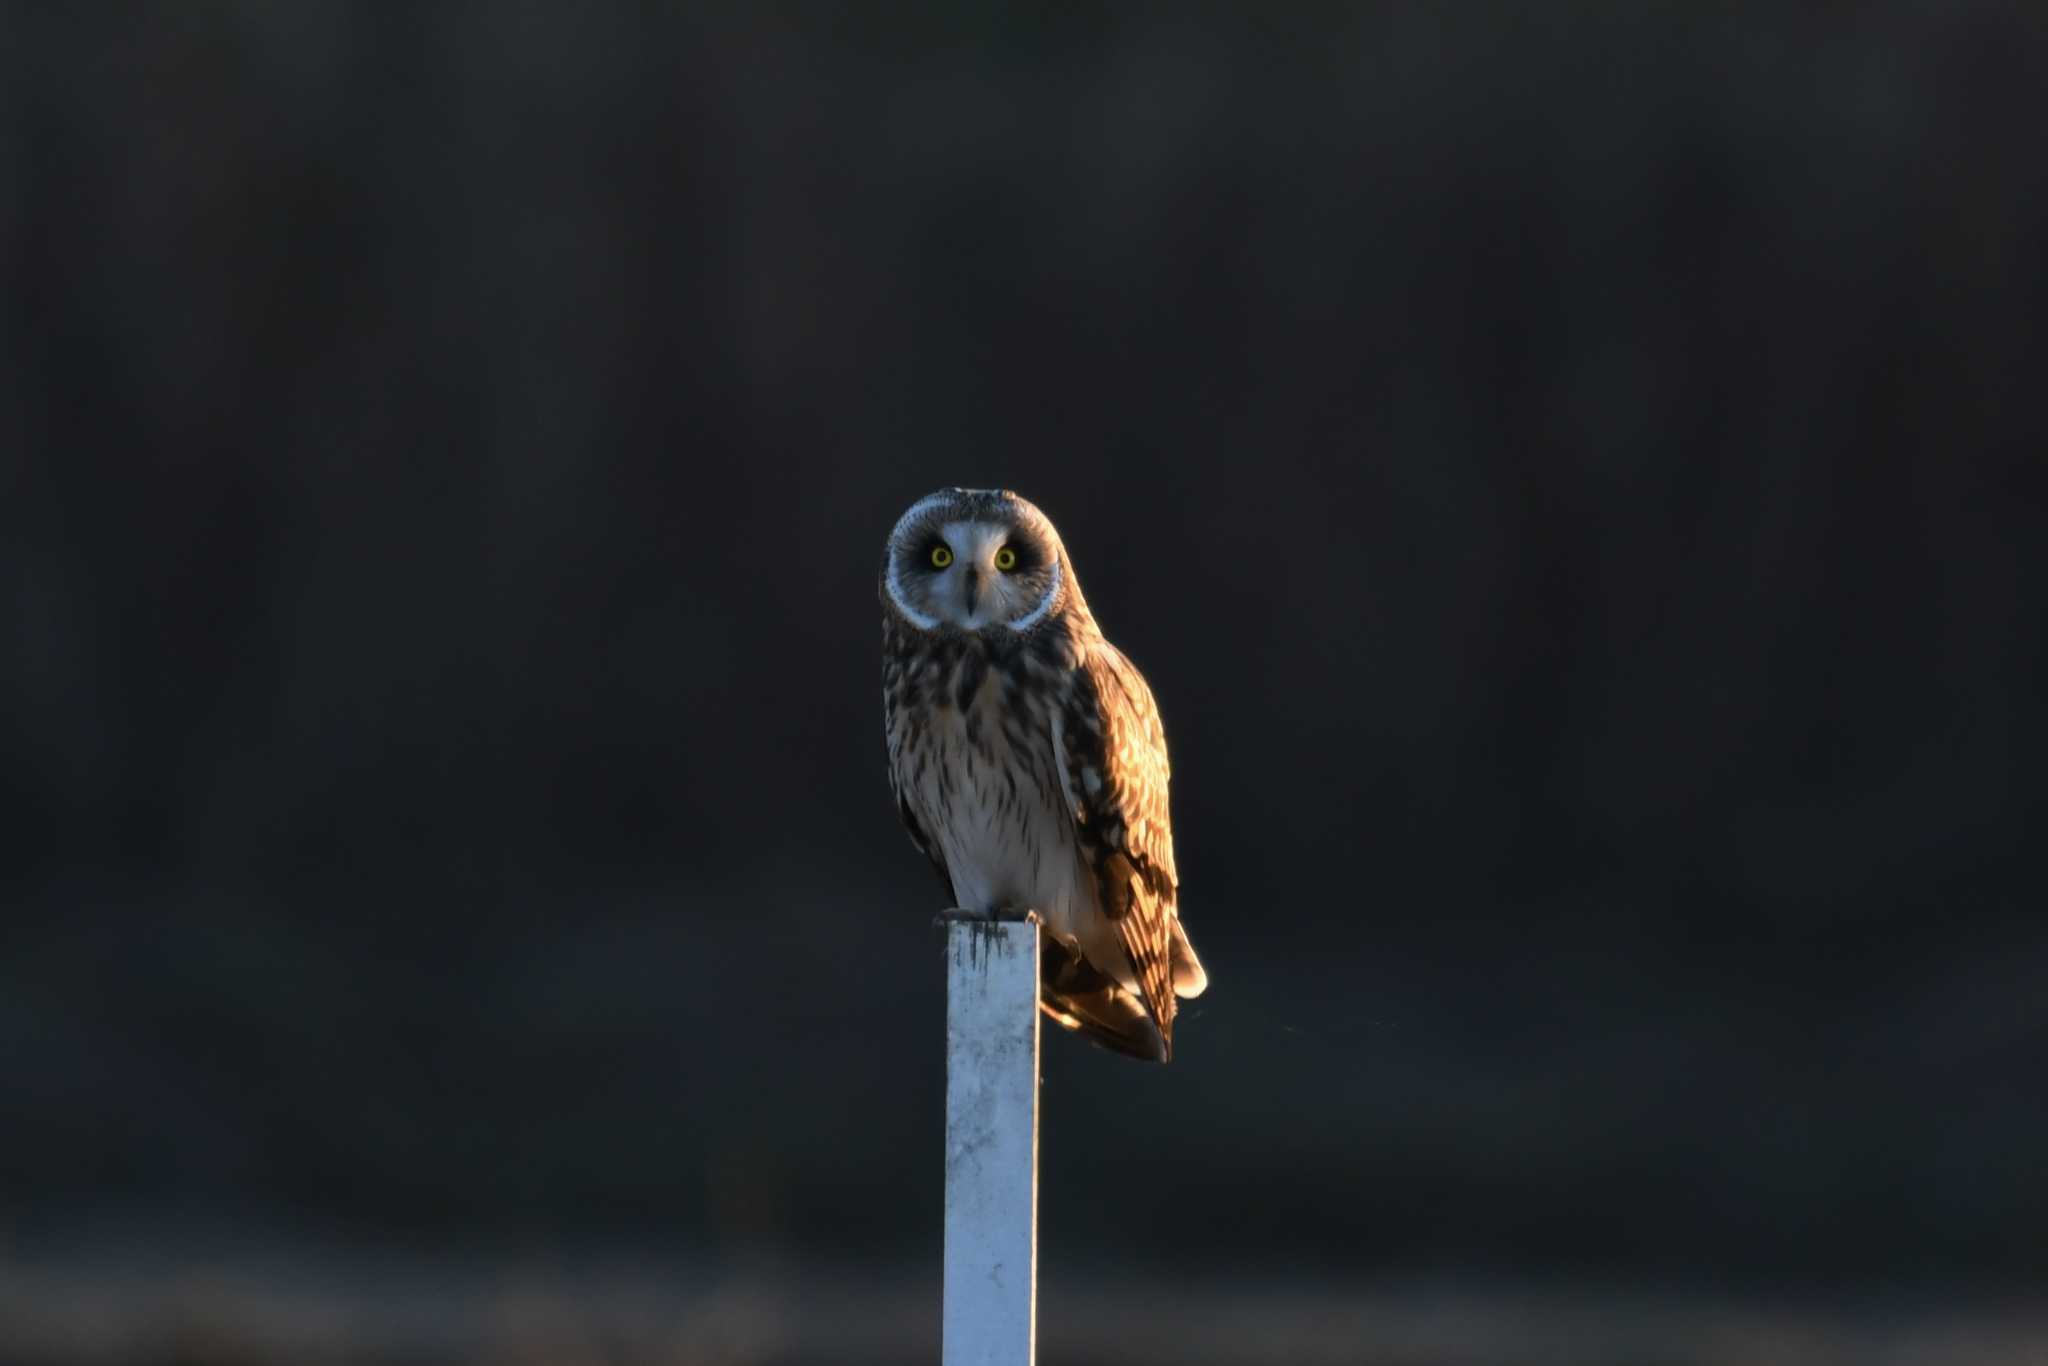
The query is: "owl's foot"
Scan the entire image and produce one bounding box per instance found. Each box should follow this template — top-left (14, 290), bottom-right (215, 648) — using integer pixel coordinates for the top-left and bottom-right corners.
top-left (932, 906), bottom-right (1042, 928)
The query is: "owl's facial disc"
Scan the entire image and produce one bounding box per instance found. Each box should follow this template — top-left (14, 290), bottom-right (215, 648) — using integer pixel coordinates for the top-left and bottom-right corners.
top-left (932, 520), bottom-right (1039, 630)
top-left (886, 497), bottom-right (1063, 634)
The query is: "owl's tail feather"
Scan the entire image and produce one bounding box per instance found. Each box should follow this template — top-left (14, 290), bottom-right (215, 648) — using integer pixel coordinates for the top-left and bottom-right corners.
top-left (1039, 938), bottom-right (1170, 1063)
top-left (1170, 916), bottom-right (1208, 1000)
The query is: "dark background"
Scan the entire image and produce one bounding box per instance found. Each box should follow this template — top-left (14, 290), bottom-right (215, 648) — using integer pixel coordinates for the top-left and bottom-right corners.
top-left (4, 4), bottom-right (2045, 1363)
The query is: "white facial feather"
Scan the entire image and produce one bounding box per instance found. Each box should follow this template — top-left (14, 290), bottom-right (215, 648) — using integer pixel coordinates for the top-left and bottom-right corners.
top-left (884, 556), bottom-right (939, 630)
top-left (1006, 555), bottom-right (1061, 633)
top-left (940, 521), bottom-right (1009, 631)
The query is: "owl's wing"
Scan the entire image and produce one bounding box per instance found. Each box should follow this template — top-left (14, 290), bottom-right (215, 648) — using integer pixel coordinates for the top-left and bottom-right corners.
top-left (883, 639), bottom-right (953, 897)
top-left (1057, 640), bottom-right (1184, 1058)
top-left (893, 782), bottom-right (952, 895)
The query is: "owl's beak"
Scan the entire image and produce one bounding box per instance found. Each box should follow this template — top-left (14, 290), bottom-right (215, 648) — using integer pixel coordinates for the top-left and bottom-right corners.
top-left (961, 567), bottom-right (983, 617)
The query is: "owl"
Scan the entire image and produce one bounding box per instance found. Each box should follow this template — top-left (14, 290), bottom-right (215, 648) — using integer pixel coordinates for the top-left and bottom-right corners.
top-left (880, 487), bottom-right (1208, 1062)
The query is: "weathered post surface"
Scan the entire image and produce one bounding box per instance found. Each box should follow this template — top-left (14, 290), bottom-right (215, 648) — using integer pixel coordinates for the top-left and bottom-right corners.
top-left (942, 918), bottom-right (1040, 1366)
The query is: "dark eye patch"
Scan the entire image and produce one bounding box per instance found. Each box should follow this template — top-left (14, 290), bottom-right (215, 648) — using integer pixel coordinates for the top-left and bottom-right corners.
top-left (999, 538), bottom-right (1043, 573)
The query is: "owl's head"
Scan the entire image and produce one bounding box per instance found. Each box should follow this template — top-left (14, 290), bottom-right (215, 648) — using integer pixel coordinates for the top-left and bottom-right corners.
top-left (880, 488), bottom-right (1075, 634)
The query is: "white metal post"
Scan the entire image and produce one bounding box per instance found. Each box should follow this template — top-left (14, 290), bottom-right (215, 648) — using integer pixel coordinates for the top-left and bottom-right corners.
top-left (942, 919), bottom-right (1040, 1366)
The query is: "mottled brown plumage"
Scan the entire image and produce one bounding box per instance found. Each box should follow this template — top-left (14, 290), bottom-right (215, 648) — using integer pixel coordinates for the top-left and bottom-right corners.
top-left (879, 488), bottom-right (1206, 1061)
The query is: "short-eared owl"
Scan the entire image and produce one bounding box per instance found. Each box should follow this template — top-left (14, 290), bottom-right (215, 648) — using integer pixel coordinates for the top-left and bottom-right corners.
top-left (880, 488), bottom-right (1208, 1062)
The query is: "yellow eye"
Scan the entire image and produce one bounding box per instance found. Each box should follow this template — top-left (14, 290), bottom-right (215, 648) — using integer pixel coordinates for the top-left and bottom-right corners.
top-left (929, 544), bottom-right (953, 569)
top-left (994, 546), bottom-right (1018, 572)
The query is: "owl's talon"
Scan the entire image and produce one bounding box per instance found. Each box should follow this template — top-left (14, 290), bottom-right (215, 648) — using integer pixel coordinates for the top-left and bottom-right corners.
top-left (931, 906), bottom-right (1041, 928)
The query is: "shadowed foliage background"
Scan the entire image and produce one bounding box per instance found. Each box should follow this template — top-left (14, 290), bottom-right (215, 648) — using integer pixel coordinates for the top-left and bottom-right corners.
top-left (3, 2), bottom-right (2044, 1362)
